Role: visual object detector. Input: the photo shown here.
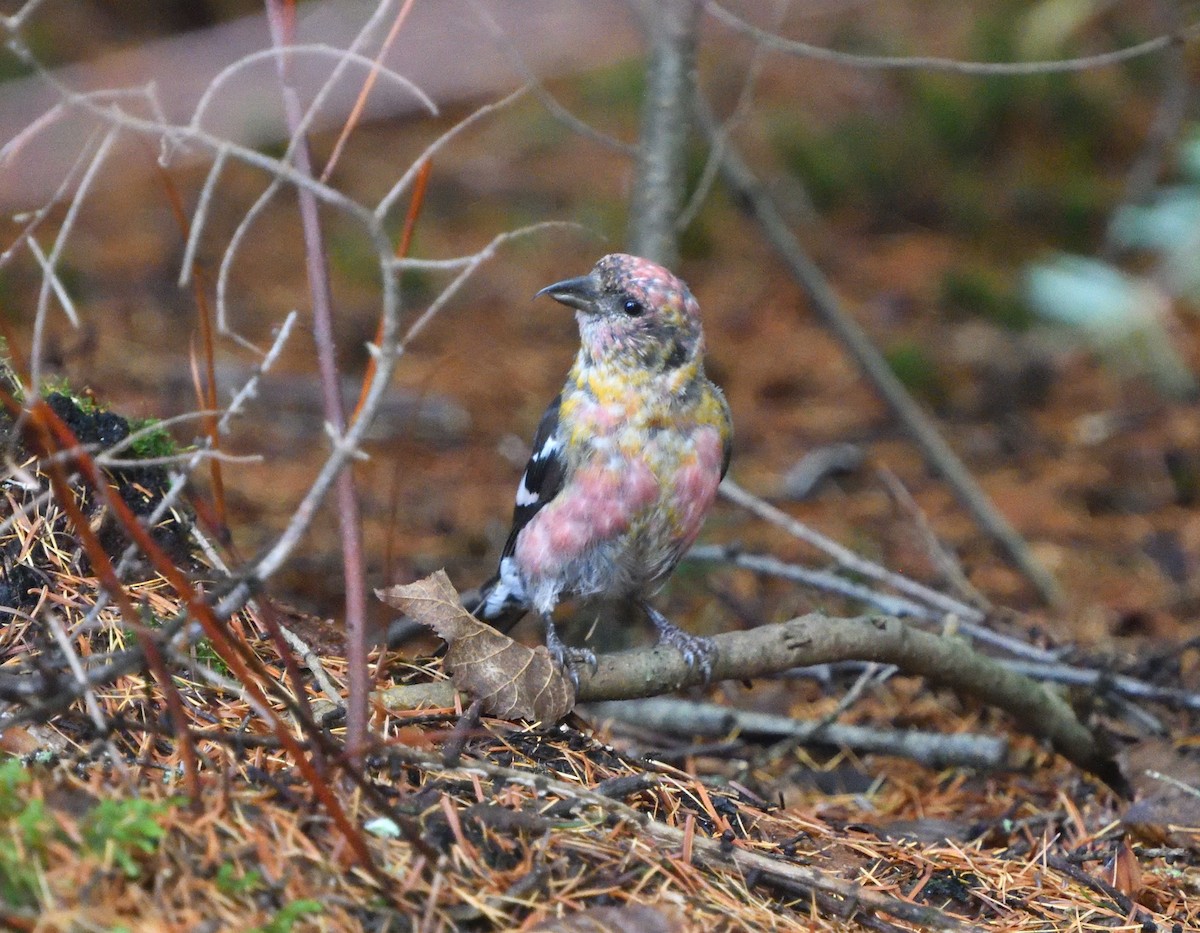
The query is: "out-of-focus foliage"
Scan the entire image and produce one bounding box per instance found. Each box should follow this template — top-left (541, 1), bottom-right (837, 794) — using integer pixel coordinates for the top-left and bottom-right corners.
top-left (1024, 128), bottom-right (1200, 399)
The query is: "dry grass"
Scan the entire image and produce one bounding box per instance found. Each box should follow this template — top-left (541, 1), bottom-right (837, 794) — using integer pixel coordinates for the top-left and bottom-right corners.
top-left (1, 460), bottom-right (1196, 932)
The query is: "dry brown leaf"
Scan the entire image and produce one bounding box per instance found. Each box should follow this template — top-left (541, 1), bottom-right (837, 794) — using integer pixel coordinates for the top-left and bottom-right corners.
top-left (378, 571), bottom-right (575, 721)
top-left (1122, 737), bottom-right (1200, 851)
top-left (1109, 839), bottom-right (1142, 898)
top-left (0, 726), bottom-right (41, 756)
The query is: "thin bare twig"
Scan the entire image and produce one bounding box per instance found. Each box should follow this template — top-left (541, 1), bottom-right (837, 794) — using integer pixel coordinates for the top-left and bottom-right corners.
top-left (677, 0), bottom-right (790, 231)
top-left (707, 1), bottom-right (1200, 76)
top-left (394, 222), bottom-right (582, 350)
top-left (44, 610), bottom-right (111, 742)
top-left (878, 466), bottom-right (993, 611)
top-left (998, 658), bottom-right (1200, 712)
top-left (717, 479), bottom-right (993, 623)
top-left (321, 0), bottom-right (421, 181)
top-left (470, 0), bottom-right (634, 157)
top-left (264, 0), bottom-right (370, 762)
top-left (375, 86), bottom-right (528, 220)
top-left (188, 45), bottom-right (434, 139)
top-left (0, 125), bottom-right (105, 269)
top-left (590, 697), bottom-right (1008, 770)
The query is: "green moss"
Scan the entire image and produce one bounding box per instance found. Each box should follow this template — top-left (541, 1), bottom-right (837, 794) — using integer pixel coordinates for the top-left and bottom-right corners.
top-left (885, 341), bottom-right (946, 405)
top-left (216, 861), bottom-right (264, 897)
top-left (576, 58), bottom-right (645, 109)
top-left (193, 638), bottom-right (231, 677)
top-left (127, 417), bottom-right (179, 459)
top-left (0, 758), bottom-right (52, 909)
top-left (21, 369), bottom-right (182, 460)
top-left (0, 760), bottom-right (178, 907)
top-left (940, 266), bottom-right (1032, 330)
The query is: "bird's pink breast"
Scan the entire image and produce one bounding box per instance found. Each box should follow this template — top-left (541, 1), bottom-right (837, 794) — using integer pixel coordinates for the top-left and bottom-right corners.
top-left (515, 456), bottom-right (659, 579)
top-left (669, 427), bottom-right (723, 550)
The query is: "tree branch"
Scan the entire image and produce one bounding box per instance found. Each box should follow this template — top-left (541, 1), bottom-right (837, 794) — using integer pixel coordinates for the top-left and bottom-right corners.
top-left (382, 611), bottom-right (1126, 794)
top-left (588, 697), bottom-right (1009, 770)
top-left (706, 1), bottom-right (1200, 76)
top-left (626, 0), bottom-right (700, 266)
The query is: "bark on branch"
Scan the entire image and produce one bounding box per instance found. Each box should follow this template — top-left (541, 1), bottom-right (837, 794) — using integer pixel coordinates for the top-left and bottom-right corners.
top-left (382, 611), bottom-right (1127, 794)
top-left (626, 0), bottom-right (700, 266)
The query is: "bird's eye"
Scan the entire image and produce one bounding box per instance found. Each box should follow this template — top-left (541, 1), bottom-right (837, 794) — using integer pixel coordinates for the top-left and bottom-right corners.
top-left (622, 298), bottom-right (644, 317)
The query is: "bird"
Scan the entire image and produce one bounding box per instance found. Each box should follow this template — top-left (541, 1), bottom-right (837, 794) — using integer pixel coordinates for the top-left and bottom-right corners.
top-left (463, 253), bottom-right (733, 682)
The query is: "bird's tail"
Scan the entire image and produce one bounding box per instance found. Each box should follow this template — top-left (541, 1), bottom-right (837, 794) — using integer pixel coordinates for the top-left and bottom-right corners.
top-left (462, 573), bottom-right (529, 634)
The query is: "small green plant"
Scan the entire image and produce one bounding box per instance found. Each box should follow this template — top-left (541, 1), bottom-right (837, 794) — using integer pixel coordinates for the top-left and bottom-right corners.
top-left (885, 341), bottom-right (945, 405)
top-left (249, 899), bottom-right (324, 933)
top-left (0, 757), bottom-right (30, 816)
top-left (215, 861), bottom-right (264, 897)
top-left (0, 759), bottom-right (55, 908)
top-left (940, 266), bottom-right (1031, 330)
top-left (82, 796), bottom-right (173, 879)
top-left (194, 637), bottom-right (232, 677)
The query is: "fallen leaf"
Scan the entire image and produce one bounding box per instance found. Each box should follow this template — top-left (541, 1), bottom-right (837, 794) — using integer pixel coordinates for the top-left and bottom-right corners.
top-left (378, 571), bottom-right (576, 721)
top-left (1121, 736), bottom-right (1200, 851)
top-left (1108, 839), bottom-right (1142, 898)
top-left (0, 726), bottom-right (41, 756)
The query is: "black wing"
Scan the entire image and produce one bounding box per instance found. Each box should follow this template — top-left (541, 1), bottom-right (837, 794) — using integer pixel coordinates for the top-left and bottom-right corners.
top-left (714, 385), bottom-right (733, 481)
top-left (466, 394), bottom-right (568, 631)
top-left (502, 393), bottom-right (567, 558)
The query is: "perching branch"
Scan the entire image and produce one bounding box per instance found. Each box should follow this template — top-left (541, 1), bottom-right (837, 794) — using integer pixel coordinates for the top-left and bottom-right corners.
top-left (383, 610), bottom-right (1126, 794)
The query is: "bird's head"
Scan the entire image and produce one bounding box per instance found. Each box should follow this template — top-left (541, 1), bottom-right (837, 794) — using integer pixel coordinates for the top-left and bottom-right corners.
top-left (537, 253), bottom-right (705, 375)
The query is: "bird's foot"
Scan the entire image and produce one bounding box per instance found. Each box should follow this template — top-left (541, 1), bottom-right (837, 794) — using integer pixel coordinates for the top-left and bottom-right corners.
top-left (543, 617), bottom-right (597, 688)
top-left (645, 605), bottom-right (718, 683)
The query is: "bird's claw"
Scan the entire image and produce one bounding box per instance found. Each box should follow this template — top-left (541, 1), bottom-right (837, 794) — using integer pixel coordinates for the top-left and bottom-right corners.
top-left (658, 628), bottom-right (718, 683)
top-left (645, 604), bottom-right (718, 683)
top-left (544, 623), bottom-right (596, 688)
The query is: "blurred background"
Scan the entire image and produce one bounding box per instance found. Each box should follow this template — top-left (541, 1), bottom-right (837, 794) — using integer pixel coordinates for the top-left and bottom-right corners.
top-left (1, 0), bottom-right (1197, 661)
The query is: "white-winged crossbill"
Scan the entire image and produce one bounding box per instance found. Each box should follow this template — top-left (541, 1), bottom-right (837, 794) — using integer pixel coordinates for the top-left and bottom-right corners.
top-left (467, 253), bottom-right (732, 680)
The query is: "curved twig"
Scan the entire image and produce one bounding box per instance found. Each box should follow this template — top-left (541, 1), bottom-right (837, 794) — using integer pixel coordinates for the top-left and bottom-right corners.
top-left (707, 1), bottom-right (1200, 76)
